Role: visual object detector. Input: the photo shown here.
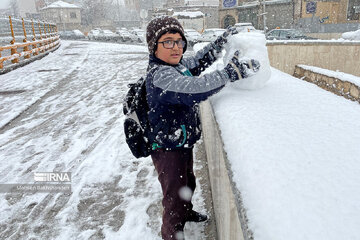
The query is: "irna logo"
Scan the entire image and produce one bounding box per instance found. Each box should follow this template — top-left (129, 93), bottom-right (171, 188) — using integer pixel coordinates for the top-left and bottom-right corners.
top-left (34, 172), bottom-right (71, 182)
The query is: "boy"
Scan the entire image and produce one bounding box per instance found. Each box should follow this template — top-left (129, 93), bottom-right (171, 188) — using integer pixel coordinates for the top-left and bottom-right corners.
top-left (145, 16), bottom-right (260, 240)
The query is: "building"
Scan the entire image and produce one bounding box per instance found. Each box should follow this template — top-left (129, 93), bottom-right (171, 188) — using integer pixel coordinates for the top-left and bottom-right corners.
top-left (40, 0), bottom-right (81, 31)
top-left (296, 0), bottom-right (360, 36)
top-left (151, 0), bottom-right (219, 30)
top-left (36, 0), bottom-right (81, 10)
top-left (218, 0), bottom-right (359, 34)
top-left (182, 0), bottom-right (219, 29)
top-left (219, 0), bottom-right (294, 31)
top-left (173, 11), bottom-right (205, 32)
top-left (299, 0), bottom-right (360, 24)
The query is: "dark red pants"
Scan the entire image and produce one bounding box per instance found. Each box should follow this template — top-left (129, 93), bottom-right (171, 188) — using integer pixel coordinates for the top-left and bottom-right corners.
top-left (151, 148), bottom-right (196, 240)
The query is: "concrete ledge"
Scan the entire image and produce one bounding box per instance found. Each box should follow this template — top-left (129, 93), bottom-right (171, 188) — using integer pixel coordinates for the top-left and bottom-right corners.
top-left (200, 100), bottom-right (252, 240)
top-left (294, 65), bottom-right (360, 104)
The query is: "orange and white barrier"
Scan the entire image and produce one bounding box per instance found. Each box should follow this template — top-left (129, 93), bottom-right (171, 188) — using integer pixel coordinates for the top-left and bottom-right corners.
top-left (0, 16), bottom-right (60, 70)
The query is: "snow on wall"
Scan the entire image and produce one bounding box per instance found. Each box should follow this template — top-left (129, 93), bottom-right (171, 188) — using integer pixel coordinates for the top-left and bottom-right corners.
top-left (294, 65), bottom-right (360, 103)
top-left (341, 29), bottom-right (360, 41)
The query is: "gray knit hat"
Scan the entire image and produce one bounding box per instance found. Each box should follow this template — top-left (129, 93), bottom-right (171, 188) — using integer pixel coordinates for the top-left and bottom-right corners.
top-left (146, 16), bottom-right (187, 55)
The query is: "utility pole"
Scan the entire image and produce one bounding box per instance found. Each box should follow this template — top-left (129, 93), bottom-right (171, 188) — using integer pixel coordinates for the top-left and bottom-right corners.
top-left (262, 0), bottom-right (267, 32)
top-left (258, 0), bottom-right (267, 32)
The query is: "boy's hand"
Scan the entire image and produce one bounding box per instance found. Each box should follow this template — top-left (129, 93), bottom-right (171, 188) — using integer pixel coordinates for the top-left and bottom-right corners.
top-left (224, 51), bottom-right (260, 82)
top-left (212, 26), bottom-right (238, 52)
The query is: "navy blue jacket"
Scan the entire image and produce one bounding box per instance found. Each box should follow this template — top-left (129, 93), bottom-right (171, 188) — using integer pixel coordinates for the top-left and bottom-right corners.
top-left (145, 43), bottom-right (231, 150)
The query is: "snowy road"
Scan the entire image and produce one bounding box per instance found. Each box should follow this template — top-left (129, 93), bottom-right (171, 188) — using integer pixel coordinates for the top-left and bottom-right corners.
top-left (0, 41), bottom-right (212, 239)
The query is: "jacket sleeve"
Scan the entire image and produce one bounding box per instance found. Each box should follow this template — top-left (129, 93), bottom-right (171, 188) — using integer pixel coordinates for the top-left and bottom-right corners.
top-left (180, 43), bottom-right (219, 76)
top-left (152, 65), bottom-right (230, 106)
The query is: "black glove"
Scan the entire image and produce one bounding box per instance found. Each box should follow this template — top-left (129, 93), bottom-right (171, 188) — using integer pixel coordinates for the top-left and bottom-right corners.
top-left (211, 26), bottom-right (238, 52)
top-left (224, 50), bottom-right (260, 82)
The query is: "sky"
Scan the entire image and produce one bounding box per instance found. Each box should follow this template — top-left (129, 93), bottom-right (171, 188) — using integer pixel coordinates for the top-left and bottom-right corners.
top-left (0, 0), bottom-right (10, 9)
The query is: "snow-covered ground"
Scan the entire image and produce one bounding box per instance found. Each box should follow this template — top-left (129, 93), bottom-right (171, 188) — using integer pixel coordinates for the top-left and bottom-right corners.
top-left (198, 32), bottom-right (360, 240)
top-left (0, 41), bottom-right (210, 239)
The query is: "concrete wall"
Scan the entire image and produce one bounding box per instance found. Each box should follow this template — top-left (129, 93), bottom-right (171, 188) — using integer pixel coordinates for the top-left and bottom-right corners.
top-left (266, 41), bottom-right (360, 77)
top-left (41, 8), bottom-right (81, 31)
top-left (306, 32), bottom-right (342, 40)
top-left (200, 100), bottom-right (252, 240)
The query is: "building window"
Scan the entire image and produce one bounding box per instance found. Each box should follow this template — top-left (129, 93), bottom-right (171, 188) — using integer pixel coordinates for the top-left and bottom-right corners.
top-left (70, 12), bottom-right (77, 19)
top-left (347, 0), bottom-right (360, 20)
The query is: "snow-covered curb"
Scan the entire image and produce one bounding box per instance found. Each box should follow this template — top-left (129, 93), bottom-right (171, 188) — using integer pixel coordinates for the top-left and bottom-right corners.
top-left (199, 100), bottom-right (251, 240)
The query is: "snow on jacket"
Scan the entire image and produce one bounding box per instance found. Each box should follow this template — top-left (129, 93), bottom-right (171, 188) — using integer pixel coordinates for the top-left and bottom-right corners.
top-left (145, 43), bottom-right (231, 150)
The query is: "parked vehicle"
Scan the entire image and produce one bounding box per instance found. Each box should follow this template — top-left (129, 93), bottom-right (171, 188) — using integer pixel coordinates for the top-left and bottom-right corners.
top-left (88, 28), bottom-right (101, 41)
top-left (116, 29), bottom-right (133, 42)
top-left (266, 29), bottom-right (317, 40)
top-left (184, 29), bottom-right (201, 46)
top-left (130, 29), bottom-right (145, 43)
top-left (98, 29), bottom-right (119, 42)
top-left (59, 30), bottom-right (86, 40)
top-left (234, 23), bottom-right (256, 32)
top-left (197, 28), bottom-right (226, 42)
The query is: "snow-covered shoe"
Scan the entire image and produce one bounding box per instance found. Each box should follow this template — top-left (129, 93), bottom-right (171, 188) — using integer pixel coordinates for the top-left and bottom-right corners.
top-left (186, 211), bottom-right (208, 222)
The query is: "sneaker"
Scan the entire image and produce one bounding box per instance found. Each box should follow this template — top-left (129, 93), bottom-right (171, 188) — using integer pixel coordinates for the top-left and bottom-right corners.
top-left (186, 210), bottom-right (208, 222)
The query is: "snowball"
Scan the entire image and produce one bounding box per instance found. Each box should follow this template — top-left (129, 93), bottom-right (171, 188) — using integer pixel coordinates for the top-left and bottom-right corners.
top-left (192, 42), bottom-right (209, 53)
top-left (175, 231), bottom-right (185, 240)
top-left (192, 32), bottom-right (271, 90)
top-left (223, 32), bottom-right (271, 90)
top-left (178, 186), bottom-right (192, 201)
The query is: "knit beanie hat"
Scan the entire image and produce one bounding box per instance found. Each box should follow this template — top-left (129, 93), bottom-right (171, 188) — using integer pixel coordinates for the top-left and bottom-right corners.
top-left (146, 16), bottom-right (187, 55)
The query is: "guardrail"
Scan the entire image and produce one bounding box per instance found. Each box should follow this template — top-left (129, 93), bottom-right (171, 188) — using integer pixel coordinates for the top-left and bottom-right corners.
top-left (0, 16), bottom-right (60, 72)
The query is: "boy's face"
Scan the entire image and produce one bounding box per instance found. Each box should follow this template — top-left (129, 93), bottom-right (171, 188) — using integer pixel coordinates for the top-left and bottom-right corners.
top-left (155, 32), bottom-right (184, 65)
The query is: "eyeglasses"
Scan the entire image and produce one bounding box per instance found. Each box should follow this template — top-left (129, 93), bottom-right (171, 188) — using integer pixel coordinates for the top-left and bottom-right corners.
top-left (157, 39), bottom-right (186, 49)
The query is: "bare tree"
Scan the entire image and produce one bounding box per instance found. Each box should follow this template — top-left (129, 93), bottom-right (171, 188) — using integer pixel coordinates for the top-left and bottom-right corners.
top-left (81, 0), bottom-right (106, 26)
top-left (10, 0), bottom-right (19, 18)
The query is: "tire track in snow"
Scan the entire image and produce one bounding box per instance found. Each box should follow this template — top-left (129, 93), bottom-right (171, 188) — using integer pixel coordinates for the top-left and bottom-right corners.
top-left (0, 45), bottom-right (150, 239)
top-left (0, 42), bottom-right (90, 132)
top-left (0, 55), bottom-right (147, 149)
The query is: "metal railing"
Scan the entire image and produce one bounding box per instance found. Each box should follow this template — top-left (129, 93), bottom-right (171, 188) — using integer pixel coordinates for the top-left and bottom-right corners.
top-left (0, 16), bottom-right (60, 70)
